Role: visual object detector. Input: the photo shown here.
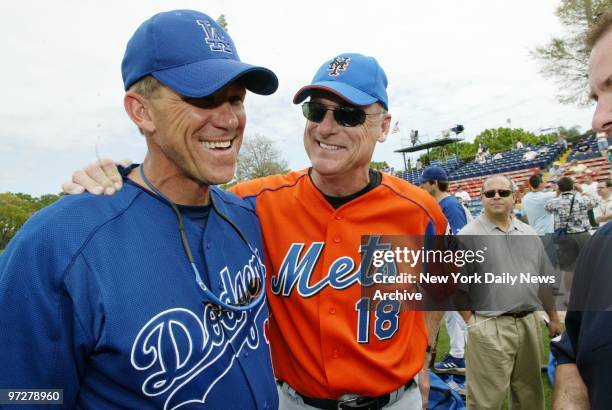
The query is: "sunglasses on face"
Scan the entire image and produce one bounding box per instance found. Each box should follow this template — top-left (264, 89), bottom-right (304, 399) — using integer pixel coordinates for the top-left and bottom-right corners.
top-left (482, 189), bottom-right (513, 198)
top-left (301, 101), bottom-right (384, 127)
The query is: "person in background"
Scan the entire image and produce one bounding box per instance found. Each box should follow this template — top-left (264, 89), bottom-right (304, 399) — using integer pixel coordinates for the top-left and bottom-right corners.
top-left (522, 174), bottom-right (559, 299)
top-left (418, 166), bottom-right (469, 378)
top-left (551, 15), bottom-right (612, 408)
top-left (580, 171), bottom-right (600, 198)
top-left (454, 184), bottom-right (471, 204)
top-left (568, 159), bottom-right (587, 174)
top-left (523, 174), bottom-right (555, 236)
top-left (557, 134), bottom-right (568, 150)
top-left (548, 161), bottom-right (564, 180)
top-left (580, 171), bottom-right (601, 228)
top-left (416, 158), bottom-right (423, 170)
top-left (577, 143), bottom-right (590, 153)
top-left (522, 150), bottom-right (538, 161)
top-left (594, 180), bottom-right (612, 226)
top-left (458, 175), bottom-right (561, 410)
top-left (596, 132), bottom-right (609, 155)
top-left (419, 167), bottom-right (468, 235)
top-left (545, 177), bottom-right (598, 302)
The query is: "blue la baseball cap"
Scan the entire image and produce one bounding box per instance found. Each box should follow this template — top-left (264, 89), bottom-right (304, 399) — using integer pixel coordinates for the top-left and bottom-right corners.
top-left (292, 53), bottom-right (389, 110)
top-left (418, 166), bottom-right (448, 184)
top-left (121, 10), bottom-right (278, 97)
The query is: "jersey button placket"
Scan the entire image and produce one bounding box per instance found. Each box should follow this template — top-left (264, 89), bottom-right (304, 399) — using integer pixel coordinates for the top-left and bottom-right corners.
top-left (333, 213), bottom-right (343, 242)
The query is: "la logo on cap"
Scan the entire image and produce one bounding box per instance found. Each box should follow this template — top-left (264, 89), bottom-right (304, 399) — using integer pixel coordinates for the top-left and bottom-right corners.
top-left (196, 19), bottom-right (233, 53)
top-left (328, 57), bottom-right (350, 76)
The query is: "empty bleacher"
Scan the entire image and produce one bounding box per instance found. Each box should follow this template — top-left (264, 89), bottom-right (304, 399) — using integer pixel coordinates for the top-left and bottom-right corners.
top-left (451, 143), bottom-right (565, 181)
top-left (397, 157), bottom-right (464, 185)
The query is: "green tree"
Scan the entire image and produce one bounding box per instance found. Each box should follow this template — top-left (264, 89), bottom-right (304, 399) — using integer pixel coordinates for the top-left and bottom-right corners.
top-left (532, 0), bottom-right (612, 106)
top-left (558, 125), bottom-right (582, 139)
top-left (216, 14), bottom-right (228, 31)
top-left (557, 125), bottom-right (586, 144)
top-left (473, 128), bottom-right (543, 152)
top-left (0, 192), bottom-right (62, 250)
top-left (236, 134), bottom-right (290, 181)
top-left (419, 128), bottom-right (550, 163)
top-left (369, 161), bottom-right (389, 171)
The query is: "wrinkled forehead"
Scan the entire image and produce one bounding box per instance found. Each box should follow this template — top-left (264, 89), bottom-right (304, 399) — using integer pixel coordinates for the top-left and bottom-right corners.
top-left (483, 176), bottom-right (513, 191)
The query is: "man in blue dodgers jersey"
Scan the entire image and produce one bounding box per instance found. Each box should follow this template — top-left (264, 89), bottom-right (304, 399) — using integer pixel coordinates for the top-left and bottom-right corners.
top-left (0, 10), bottom-right (279, 409)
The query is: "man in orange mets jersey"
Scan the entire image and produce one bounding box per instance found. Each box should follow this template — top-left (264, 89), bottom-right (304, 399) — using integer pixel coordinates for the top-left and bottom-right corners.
top-left (65, 53), bottom-right (448, 409)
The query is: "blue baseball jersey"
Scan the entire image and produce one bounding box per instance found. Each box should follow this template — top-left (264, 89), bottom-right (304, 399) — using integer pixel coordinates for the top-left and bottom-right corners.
top-left (0, 182), bottom-right (277, 410)
top-left (439, 195), bottom-right (468, 234)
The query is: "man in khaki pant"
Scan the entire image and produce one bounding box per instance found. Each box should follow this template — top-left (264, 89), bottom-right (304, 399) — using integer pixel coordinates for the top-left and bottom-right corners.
top-left (457, 175), bottom-right (562, 409)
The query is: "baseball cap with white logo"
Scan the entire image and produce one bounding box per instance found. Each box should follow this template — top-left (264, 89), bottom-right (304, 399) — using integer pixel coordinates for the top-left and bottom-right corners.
top-left (121, 10), bottom-right (278, 97)
top-left (292, 53), bottom-right (389, 110)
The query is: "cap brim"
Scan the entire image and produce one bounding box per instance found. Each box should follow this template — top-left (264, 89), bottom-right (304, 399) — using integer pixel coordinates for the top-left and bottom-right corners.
top-left (293, 81), bottom-right (377, 107)
top-left (152, 58), bottom-right (278, 97)
top-left (418, 175), bottom-right (447, 185)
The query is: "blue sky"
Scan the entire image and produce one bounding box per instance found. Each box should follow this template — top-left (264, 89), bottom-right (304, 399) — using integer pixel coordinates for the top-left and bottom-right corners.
top-left (0, 0), bottom-right (593, 195)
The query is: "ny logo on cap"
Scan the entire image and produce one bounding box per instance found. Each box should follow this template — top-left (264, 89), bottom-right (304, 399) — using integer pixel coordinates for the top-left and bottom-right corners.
top-left (196, 19), bottom-right (232, 53)
top-left (328, 57), bottom-right (350, 76)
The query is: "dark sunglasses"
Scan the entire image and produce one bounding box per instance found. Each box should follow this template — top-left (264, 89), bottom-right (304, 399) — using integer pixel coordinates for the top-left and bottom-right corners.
top-left (482, 189), bottom-right (513, 198)
top-left (301, 102), bottom-right (384, 127)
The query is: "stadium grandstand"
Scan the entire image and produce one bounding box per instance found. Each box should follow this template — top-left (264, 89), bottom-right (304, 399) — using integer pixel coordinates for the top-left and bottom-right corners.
top-left (396, 135), bottom-right (611, 217)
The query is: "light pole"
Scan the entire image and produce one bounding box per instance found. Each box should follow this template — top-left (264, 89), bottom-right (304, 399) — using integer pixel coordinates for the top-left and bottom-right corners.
top-left (507, 118), bottom-right (513, 148)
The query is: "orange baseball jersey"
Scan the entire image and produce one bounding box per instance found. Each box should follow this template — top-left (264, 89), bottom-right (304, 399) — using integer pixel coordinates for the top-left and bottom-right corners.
top-left (231, 169), bottom-right (448, 398)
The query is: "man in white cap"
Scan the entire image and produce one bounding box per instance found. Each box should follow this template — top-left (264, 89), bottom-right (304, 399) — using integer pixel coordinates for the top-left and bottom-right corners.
top-left (548, 161), bottom-right (564, 180)
top-left (454, 184), bottom-right (471, 204)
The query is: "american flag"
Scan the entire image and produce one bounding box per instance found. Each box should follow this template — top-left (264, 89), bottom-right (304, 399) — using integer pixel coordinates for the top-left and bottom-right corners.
top-left (391, 121), bottom-right (400, 134)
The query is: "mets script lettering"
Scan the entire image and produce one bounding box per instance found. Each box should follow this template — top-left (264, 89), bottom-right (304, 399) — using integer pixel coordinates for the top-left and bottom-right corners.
top-left (271, 236), bottom-right (397, 297)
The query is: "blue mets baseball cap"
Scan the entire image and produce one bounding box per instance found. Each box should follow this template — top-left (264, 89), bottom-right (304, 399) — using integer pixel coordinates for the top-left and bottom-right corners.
top-left (292, 53), bottom-right (389, 110)
top-left (418, 166), bottom-right (448, 184)
top-left (121, 10), bottom-right (278, 97)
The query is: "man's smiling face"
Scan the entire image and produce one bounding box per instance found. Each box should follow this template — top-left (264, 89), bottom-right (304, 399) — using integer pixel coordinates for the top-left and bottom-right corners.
top-left (303, 92), bottom-right (388, 182)
top-left (146, 81), bottom-right (247, 185)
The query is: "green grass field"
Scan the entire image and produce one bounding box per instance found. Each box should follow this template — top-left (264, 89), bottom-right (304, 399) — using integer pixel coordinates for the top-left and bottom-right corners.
top-left (435, 322), bottom-right (554, 409)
